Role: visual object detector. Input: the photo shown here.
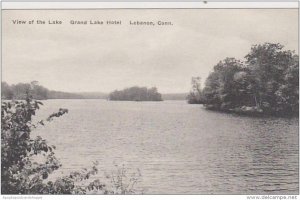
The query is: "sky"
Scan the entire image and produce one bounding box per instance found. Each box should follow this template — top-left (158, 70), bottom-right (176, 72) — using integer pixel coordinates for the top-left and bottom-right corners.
top-left (2, 9), bottom-right (298, 93)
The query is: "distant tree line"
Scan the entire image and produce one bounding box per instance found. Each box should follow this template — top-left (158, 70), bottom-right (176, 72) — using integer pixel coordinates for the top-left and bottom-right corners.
top-left (2, 81), bottom-right (87, 100)
top-left (187, 43), bottom-right (299, 116)
top-left (162, 93), bottom-right (188, 101)
top-left (109, 86), bottom-right (163, 101)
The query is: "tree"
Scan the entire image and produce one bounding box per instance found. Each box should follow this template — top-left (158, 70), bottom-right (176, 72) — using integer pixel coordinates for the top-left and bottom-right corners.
top-left (194, 43), bottom-right (298, 116)
top-left (245, 43), bottom-right (299, 114)
top-left (1, 82), bottom-right (13, 99)
top-left (274, 55), bottom-right (299, 113)
top-left (187, 77), bottom-right (203, 104)
top-left (202, 58), bottom-right (246, 109)
top-left (147, 87), bottom-right (162, 101)
top-left (30, 81), bottom-right (49, 100)
top-left (1, 82), bottom-right (85, 100)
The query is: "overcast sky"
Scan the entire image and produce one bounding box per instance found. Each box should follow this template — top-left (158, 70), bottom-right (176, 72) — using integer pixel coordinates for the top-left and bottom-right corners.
top-left (3, 9), bottom-right (298, 93)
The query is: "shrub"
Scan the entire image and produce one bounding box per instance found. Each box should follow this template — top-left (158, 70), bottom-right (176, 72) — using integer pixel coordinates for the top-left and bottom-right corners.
top-left (2, 96), bottom-right (118, 194)
top-left (2, 95), bottom-right (142, 194)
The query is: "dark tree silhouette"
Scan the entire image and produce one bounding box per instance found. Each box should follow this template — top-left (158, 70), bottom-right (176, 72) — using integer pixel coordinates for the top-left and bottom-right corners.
top-left (189, 43), bottom-right (299, 116)
top-left (109, 86), bottom-right (163, 101)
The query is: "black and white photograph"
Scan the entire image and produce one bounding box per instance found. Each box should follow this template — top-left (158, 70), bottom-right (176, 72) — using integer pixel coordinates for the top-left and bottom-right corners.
top-left (1, 1), bottom-right (299, 197)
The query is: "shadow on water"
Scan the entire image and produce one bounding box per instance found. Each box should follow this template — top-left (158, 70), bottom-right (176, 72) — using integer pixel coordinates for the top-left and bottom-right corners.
top-left (201, 106), bottom-right (299, 120)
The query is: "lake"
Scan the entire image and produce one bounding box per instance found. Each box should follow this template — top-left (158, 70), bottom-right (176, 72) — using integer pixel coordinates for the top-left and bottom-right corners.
top-left (32, 99), bottom-right (299, 194)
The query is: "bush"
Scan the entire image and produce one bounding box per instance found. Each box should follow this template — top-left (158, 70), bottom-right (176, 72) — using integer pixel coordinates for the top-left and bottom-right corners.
top-left (1, 95), bottom-right (142, 194)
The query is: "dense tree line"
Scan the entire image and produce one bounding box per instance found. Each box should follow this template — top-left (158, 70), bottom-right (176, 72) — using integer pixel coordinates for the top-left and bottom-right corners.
top-left (187, 43), bottom-right (299, 116)
top-left (109, 86), bottom-right (163, 101)
top-left (1, 81), bottom-right (84, 100)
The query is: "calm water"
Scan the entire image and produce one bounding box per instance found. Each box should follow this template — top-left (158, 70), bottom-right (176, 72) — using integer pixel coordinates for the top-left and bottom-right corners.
top-left (32, 100), bottom-right (299, 194)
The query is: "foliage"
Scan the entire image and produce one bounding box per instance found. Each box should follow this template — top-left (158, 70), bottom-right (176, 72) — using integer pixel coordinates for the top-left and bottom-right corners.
top-left (1, 81), bottom-right (49, 100)
top-left (187, 77), bottom-right (204, 104)
top-left (100, 164), bottom-right (143, 194)
top-left (109, 86), bottom-right (163, 101)
top-left (1, 95), bottom-right (141, 194)
top-left (202, 58), bottom-right (249, 109)
top-left (245, 43), bottom-right (299, 114)
top-left (192, 43), bottom-right (298, 116)
top-left (1, 96), bottom-right (68, 194)
top-left (1, 81), bottom-right (84, 100)
top-left (1, 82), bottom-right (14, 100)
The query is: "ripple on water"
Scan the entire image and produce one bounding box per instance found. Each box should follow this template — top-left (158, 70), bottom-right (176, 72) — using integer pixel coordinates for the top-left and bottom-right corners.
top-left (32, 100), bottom-right (299, 194)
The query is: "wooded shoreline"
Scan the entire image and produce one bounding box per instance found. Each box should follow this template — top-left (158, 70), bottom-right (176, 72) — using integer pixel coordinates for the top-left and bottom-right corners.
top-left (204, 104), bottom-right (299, 118)
top-left (187, 43), bottom-right (299, 117)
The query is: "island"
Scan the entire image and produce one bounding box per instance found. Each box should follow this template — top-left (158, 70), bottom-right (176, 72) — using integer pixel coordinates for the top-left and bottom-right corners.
top-left (109, 86), bottom-right (163, 101)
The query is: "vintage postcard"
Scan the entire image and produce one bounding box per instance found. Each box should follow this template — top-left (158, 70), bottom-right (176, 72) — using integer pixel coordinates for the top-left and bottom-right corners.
top-left (1, 1), bottom-right (299, 198)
